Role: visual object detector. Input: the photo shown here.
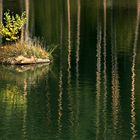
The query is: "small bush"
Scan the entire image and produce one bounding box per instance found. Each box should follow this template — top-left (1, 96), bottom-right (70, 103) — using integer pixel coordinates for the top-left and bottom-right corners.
top-left (0, 10), bottom-right (26, 41)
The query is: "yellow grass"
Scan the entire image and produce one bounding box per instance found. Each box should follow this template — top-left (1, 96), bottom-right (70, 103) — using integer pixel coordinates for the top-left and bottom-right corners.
top-left (0, 40), bottom-right (50, 62)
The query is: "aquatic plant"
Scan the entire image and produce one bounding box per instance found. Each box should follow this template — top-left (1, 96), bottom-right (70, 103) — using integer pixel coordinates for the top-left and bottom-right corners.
top-left (0, 10), bottom-right (26, 41)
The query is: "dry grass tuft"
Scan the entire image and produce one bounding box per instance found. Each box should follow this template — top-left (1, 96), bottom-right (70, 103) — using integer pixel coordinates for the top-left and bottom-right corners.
top-left (0, 40), bottom-right (50, 63)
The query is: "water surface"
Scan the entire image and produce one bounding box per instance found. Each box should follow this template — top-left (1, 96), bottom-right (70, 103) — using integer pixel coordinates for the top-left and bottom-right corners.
top-left (0, 0), bottom-right (140, 139)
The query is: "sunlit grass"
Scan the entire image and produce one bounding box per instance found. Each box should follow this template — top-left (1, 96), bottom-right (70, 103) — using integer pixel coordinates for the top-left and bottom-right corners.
top-left (0, 38), bottom-right (54, 64)
top-left (0, 41), bottom-right (49, 58)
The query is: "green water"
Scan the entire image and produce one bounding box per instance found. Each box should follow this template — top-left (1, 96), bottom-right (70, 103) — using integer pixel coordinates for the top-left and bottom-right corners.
top-left (0, 0), bottom-right (140, 139)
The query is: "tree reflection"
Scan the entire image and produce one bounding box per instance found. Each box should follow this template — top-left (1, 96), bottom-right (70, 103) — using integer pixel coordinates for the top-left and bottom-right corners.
top-left (67, 0), bottom-right (74, 134)
top-left (103, 0), bottom-right (107, 138)
top-left (130, 0), bottom-right (140, 139)
top-left (75, 0), bottom-right (81, 138)
top-left (1, 0), bottom-right (140, 139)
top-left (96, 2), bottom-right (102, 137)
top-left (0, 64), bottom-right (49, 139)
top-left (67, 0), bottom-right (71, 71)
top-left (111, 24), bottom-right (120, 137)
top-left (57, 8), bottom-right (64, 136)
top-left (0, 84), bottom-right (27, 138)
top-left (110, 1), bottom-right (121, 137)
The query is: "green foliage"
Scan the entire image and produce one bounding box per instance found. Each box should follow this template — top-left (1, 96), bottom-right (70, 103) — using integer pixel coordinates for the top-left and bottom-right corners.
top-left (0, 10), bottom-right (26, 41)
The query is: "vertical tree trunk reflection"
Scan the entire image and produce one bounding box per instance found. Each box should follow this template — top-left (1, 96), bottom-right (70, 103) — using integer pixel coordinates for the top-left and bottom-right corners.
top-left (111, 28), bottom-right (120, 137)
top-left (67, 0), bottom-right (74, 132)
top-left (96, 25), bottom-right (102, 140)
top-left (75, 0), bottom-right (81, 138)
top-left (76, 0), bottom-right (81, 67)
top-left (67, 0), bottom-right (71, 71)
top-left (111, 2), bottom-right (120, 137)
top-left (131, 0), bottom-right (140, 139)
top-left (57, 10), bottom-right (63, 136)
top-left (96, 0), bottom-right (102, 137)
top-left (22, 84), bottom-right (27, 139)
top-left (103, 0), bottom-right (107, 138)
top-left (45, 77), bottom-right (51, 131)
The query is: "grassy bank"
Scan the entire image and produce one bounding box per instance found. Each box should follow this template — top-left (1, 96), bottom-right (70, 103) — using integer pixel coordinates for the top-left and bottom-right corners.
top-left (0, 40), bottom-right (51, 64)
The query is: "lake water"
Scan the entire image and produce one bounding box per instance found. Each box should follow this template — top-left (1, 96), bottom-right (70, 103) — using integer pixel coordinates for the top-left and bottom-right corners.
top-left (0, 0), bottom-right (140, 139)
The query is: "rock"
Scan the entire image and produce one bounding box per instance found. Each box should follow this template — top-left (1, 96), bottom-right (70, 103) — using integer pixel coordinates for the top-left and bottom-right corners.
top-left (36, 58), bottom-right (50, 63)
top-left (14, 56), bottom-right (50, 65)
top-left (14, 56), bottom-right (35, 64)
top-left (0, 55), bottom-right (50, 65)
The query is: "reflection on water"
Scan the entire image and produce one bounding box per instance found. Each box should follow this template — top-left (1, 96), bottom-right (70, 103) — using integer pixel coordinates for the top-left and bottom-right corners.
top-left (75, 0), bottom-right (81, 139)
top-left (96, 2), bottom-right (102, 137)
top-left (103, 0), bottom-right (107, 138)
top-left (0, 64), bottom-right (49, 139)
top-left (0, 84), bottom-right (27, 139)
top-left (1, 0), bottom-right (140, 139)
top-left (67, 0), bottom-right (71, 71)
top-left (57, 11), bottom-right (63, 138)
top-left (111, 8), bottom-right (121, 137)
top-left (0, 64), bottom-right (49, 83)
top-left (130, 0), bottom-right (140, 139)
top-left (67, 0), bottom-right (74, 130)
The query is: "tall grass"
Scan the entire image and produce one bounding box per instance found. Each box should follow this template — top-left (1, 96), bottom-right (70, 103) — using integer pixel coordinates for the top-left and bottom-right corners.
top-left (0, 39), bottom-right (50, 60)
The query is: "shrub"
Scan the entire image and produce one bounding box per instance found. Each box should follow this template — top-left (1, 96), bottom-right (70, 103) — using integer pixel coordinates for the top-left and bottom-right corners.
top-left (0, 10), bottom-right (26, 41)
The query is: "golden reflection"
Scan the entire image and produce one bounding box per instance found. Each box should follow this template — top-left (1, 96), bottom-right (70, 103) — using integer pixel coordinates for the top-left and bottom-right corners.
top-left (23, 79), bottom-right (28, 96)
top-left (0, 85), bottom-right (27, 105)
top-left (96, 5), bottom-right (102, 137)
top-left (57, 17), bottom-right (63, 136)
top-left (68, 0), bottom-right (71, 71)
top-left (58, 64), bottom-right (63, 134)
top-left (0, 64), bottom-right (49, 87)
top-left (0, 64), bottom-right (49, 138)
top-left (22, 89), bottom-right (27, 139)
top-left (76, 0), bottom-right (81, 66)
top-left (0, 85), bottom-right (27, 138)
top-left (111, 32), bottom-right (120, 135)
top-left (75, 0), bottom-right (81, 138)
top-left (130, 0), bottom-right (140, 139)
top-left (67, 0), bottom-right (74, 130)
top-left (111, 6), bottom-right (120, 136)
top-left (58, 65), bottom-right (63, 134)
top-left (103, 0), bottom-right (107, 138)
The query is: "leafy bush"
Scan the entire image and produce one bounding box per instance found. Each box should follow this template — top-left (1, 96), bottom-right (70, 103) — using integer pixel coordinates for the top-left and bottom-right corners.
top-left (0, 10), bottom-right (26, 41)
